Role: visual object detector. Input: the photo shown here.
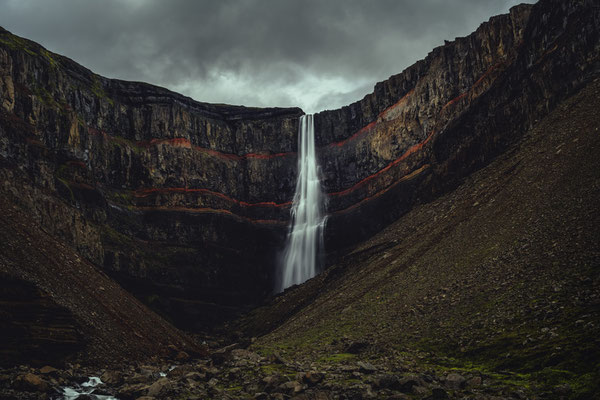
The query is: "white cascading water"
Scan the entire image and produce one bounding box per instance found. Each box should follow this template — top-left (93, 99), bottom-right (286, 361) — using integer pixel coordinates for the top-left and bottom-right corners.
top-left (277, 114), bottom-right (326, 292)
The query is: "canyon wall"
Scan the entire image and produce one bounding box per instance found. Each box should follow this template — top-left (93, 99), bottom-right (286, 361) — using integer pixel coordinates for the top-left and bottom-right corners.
top-left (0, 0), bottom-right (598, 328)
top-left (317, 0), bottom-right (599, 249)
top-left (0, 33), bottom-right (301, 327)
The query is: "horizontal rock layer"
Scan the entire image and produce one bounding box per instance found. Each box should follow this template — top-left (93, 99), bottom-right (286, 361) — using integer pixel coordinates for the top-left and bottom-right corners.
top-left (0, 273), bottom-right (83, 367)
top-left (0, 192), bottom-right (202, 365)
top-left (0, 0), bottom-right (598, 327)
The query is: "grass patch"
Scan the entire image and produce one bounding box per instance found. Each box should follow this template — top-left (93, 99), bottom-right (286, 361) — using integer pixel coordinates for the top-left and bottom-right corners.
top-left (100, 224), bottom-right (135, 247)
top-left (111, 135), bottom-right (145, 154)
top-left (108, 190), bottom-right (136, 206)
top-left (260, 363), bottom-right (297, 379)
top-left (39, 48), bottom-right (58, 68)
top-left (318, 353), bottom-right (355, 363)
top-left (415, 321), bottom-right (600, 399)
top-left (0, 32), bottom-right (59, 68)
top-left (32, 85), bottom-right (65, 114)
top-left (223, 384), bottom-right (243, 392)
top-left (0, 34), bottom-right (37, 56)
top-left (91, 75), bottom-right (115, 106)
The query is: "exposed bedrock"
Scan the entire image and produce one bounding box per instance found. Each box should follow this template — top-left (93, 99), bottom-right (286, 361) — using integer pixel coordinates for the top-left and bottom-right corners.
top-left (321, 0), bottom-right (599, 252)
top-left (0, 0), bottom-right (598, 328)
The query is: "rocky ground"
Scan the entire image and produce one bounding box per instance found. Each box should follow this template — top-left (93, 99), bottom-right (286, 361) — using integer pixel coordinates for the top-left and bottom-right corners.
top-left (0, 344), bottom-right (527, 400)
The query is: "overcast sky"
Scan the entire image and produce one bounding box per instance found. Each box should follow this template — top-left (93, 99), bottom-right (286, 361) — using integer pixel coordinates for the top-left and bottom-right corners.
top-left (0, 0), bottom-right (535, 113)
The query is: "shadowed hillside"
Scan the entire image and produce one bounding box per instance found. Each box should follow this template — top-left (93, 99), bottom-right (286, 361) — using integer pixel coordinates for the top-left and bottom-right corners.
top-left (0, 188), bottom-right (203, 367)
top-left (234, 79), bottom-right (600, 399)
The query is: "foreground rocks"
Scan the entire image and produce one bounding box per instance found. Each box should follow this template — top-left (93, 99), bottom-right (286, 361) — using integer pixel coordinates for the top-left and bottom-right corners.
top-left (0, 348), bottom-right (531, 400)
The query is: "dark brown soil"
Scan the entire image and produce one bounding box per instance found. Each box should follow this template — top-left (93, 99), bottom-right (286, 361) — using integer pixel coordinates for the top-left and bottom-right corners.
top-left (0, 189), bottom-right (204, 367)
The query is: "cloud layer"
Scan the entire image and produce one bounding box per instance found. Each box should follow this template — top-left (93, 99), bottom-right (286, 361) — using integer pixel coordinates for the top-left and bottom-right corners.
top-left (0, 0), bottom-right (535, 112)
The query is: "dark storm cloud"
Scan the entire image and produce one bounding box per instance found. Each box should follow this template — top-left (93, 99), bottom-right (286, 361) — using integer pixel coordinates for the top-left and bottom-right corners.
top-left (0, 0), bottom-right (535, 112)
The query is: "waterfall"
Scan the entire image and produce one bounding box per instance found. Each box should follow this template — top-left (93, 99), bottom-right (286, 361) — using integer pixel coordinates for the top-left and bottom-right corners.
top-left (277, 114), bottom-right (326, 292)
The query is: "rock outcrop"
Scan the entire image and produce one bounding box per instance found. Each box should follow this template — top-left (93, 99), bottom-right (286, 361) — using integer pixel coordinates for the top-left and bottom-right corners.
top-left (0, 0), bottom-right (598, 328)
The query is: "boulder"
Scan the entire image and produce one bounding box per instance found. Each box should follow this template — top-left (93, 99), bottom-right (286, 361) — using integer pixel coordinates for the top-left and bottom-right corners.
top-left (301, 371), bottom-right (325, 385)
top-left (167, 364), bottom-right (196, 378)
top-left (466, 376), bottom-right (482, 387)
top-left (357, 361), bottom-right (377, 374)
top-left (346, 340), bottom-right (370, 354)
top-left (398, 375), bottom-right (420, 393)
top-left (14, 373), bottom-right (50, 393)
top-left (147, 377), bottom-right (172, 397)
top-left (39, 366), bottom-right (58, 375)
top-left (373, 374), bottom-right (401, 390)
top-left (117, 383), bottom-right (151, 400)
top-left (425, 387), bottom-right (449, 400)
top-left (444, 372), bottom-right (466, 390)
top-left (262, 374), bottom-right (283, 391)
top-left (101, 370), bottom-right (124, 385)
top-left (278, 380), bottom-right (303, 394)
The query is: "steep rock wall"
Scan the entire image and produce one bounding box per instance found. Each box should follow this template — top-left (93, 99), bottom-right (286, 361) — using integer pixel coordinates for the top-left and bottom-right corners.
top-left (316, 0), bottom-right (599, 251)
top-left (0, 31), bottom-right (301, 328)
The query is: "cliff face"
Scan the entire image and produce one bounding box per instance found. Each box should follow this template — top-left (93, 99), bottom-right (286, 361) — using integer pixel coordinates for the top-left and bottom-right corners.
top-left (0, 30), bottom-right (302, 327)
top-left (0, 0), bottom-right (598, 329)
top-left (317, 0), bottom-right (599, 249)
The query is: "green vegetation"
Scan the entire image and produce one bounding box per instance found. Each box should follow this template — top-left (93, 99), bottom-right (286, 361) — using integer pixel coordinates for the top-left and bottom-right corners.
top-left (223, 384), bottom-right (243, 392)
top-left (146, 294), bottom-right (160, 306)
top-left (111, 135), bottom-right (145, 154)
top-left (0, 34), bottom-right (37, 56)
top-left (318, 353), bottom-right (355, 363)
top-left (101, 224), bottom-right (135, 248)
top-left (0, 32), bottom-right (59, 68)
top-left (90, 75), bottom-right (115, 106)
top-left (40, 48), bottom-right (58, 69)
top-left (107, 190), bottom-right (136, 207)
top-left (56, 177), bottom-right (75, 203)
top-left (260, 363), bottom-right (297, 379)
top-left (32, 85), bottom-right (63, 111)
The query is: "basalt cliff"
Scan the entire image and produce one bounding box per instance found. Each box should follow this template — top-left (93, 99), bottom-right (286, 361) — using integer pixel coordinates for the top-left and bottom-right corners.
top-left (1, 0), bottom-right (599, 334)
